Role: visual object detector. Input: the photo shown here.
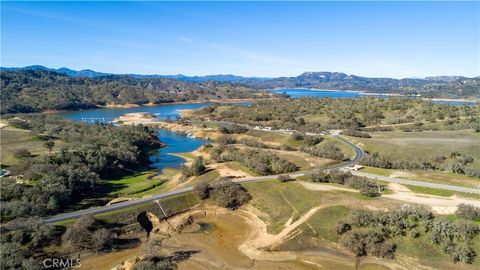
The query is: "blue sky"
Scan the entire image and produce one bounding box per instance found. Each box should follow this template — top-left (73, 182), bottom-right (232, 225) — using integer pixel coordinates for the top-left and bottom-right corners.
top-left (1, 1), bottom-right (479, 78)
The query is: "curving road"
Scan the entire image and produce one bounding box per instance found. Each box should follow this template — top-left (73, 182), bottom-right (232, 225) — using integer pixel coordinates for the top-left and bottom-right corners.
top-left (43, 130), bottom-right (479, 223)
top-left (43, 134), bottom-right (361, 224)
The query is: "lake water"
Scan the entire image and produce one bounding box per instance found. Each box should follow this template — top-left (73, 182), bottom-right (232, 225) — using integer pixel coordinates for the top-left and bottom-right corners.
top-left (272, 88), bottom-right (477, 105)
top-left (59, 102), bottom-right (214, 123)
top-left (271, 88), bottom-right (361, 98)
top-left (58, 103), bottom-right (212, 172)
top-left (57, 92), bottom-right (475, 172)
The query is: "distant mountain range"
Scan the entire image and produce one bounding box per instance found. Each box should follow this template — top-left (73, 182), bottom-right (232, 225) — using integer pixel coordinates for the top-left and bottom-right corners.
top-left (1, 65), bottom-right (479, 99)
top-left (0, 65), bottom-right (268, 83)
top-left (2, 65), bottom-right (475, 83)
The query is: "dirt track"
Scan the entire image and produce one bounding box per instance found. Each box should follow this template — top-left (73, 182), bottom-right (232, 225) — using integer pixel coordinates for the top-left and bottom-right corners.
top-left (300, 181), bottom-right (480, 214)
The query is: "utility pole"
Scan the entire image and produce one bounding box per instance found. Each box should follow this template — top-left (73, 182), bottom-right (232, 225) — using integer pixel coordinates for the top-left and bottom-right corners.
top-left (155, 200), bottom-right (178, 232)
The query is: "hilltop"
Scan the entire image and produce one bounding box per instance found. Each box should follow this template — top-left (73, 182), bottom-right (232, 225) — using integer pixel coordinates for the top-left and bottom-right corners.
top-left (0, 69), bottom-right (266, 113)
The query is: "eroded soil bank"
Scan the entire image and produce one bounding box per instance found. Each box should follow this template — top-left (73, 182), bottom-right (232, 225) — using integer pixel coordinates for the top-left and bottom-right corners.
top-left (80, 206), bottom-right (408, 270)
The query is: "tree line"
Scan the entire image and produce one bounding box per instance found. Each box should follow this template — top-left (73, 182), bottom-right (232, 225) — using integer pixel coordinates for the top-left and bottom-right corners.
top-left (304, 170), bottom-right (385, 197)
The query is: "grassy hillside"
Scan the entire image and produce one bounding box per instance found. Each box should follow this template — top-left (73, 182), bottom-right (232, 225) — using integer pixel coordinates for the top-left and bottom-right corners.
top-left (0, 126), bottom-right (65, 167)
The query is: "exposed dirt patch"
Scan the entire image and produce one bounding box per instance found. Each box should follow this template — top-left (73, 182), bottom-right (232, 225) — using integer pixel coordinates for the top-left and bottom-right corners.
top-left (385, 183), bottom-right (480, 214)
top-left (299, 182), bottom-right (357, 192)
top-left (300, 181), bottom-right (480, 215)
top-left (113, 112), bottom-right (160, 125)
top-left (209, 163), bottom-right (252, 178)
top-left (80, 245), bottom-right (143, 270)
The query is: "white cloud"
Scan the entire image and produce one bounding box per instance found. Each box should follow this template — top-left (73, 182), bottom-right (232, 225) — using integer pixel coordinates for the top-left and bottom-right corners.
top-left (178, 37), bottom-right (193, 43)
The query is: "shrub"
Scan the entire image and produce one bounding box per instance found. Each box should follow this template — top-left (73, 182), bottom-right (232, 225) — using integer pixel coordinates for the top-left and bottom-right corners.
top-left (91, 228), bottom-right (113, 251)
top-left (218, 124), bottom-right (248, 134)
top-left (210, 179), bottom-right (251, 210)
top-left (290, 133), bottom-right (304, 141)
top-left (132, 257), bottom-right (177, 270)
top-left (190, 157), bottom-right (206, 176)
top-left (336, 223), bottom-right (351, 235)
top-left (340, 130), bottom-right (371, 138)
top-left (14, 148), bottom-right (31, 158)
top-left (340, 229), bottom-right (394, 259)
top-left (304, 135), bottom-right (323, 146)
top-left (456, 204), bottom-right (480, 221)
top-left (8, 118), bottom-right (31, 129)
top-left (193, 182), bottom-right (211, 200)
top-left (277, 175), bottom-right (294, 182)
top-left (216, 135), bottom-right (236, 145)
top-left (452, 244), bottom-right (476, 264)
top-left (62, 215), bottom-right (113, 251)
top-left (302, 142), bottom-right (346, 160)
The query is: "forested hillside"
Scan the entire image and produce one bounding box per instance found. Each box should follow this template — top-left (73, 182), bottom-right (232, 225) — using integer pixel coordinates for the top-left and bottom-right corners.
top-left (244, 72), bottom-right (480, 99)
top-left (190, 97), bottom-right (480, 132)
top-left (0, 70), bottom-right (265, 113)
top-left (3, 67), bottom-right (478, 101)
top-left (1, 115), bottom-right (162, 217)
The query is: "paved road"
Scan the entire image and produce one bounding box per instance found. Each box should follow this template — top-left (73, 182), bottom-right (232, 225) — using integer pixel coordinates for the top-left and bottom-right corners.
top-left (329, 135), bottom-right (364, 169)
top-left (43, 134), bottom-right (361, 224)
top-left (350, 171), bottom-right (480, 194)
top-left (43, 128), bottom-right (479, 223)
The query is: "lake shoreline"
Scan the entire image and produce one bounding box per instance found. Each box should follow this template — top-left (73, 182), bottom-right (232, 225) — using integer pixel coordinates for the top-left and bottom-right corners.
top-left (271, 87), bottom-right (478, 103)
top-left (99, 98), bottom-right (259, 108)
top-left (41, 98), bottom-right (258, 114)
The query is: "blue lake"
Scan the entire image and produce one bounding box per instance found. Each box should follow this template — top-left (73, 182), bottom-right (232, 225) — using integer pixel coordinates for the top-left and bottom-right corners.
top-left (59, 102), bottom-right (214, 123)
top-left (57, 93), bottom-right (475, 172)
top-left (58, 103), bottom-right (212, 172)
top-left (272, 88), bottom-right (478, 105)
top-left (271, 88), bottom-right (361, 98)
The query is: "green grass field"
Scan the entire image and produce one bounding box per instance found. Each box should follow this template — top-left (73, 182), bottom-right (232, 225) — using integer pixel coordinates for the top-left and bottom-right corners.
top-left (404, 185), bottom-right (455, 197)
top-left (102, 171), bottom-right (164, 196)
top-left (301, 205), bottom-right (351, 242)
top-left (244, 179), bottom-right (389, 234)
top-left (0, 127), bottom-right (65, 166)
top-left (404, 185), bottom-right (480, 199)
top-left (361, 166), bottom-right (480, 188)
top-left (275, 152), bottom-right (312, 170)
top-left (357, 130), bottom-right (480, 168)
top-left (189, 170), bottom-right (220, 185)
top-left (134, 168), bottom-right (181, 197)
top-left (244, 180), bottom-right (325, 233)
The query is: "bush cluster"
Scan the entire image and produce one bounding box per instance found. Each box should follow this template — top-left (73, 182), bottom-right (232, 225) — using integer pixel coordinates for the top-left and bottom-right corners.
top-left (193, 178), bottom-right (251, 210)
top-left (304, 170), bottom-right (384, 197)
top-left (208, 146), bottom-right (298, 175)
top-left (340, 205), bottom-right (480, 264)
top-left (301, 142), bottom-right (346, 160)
top-left (340, 130), bottom-right (371, 138)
